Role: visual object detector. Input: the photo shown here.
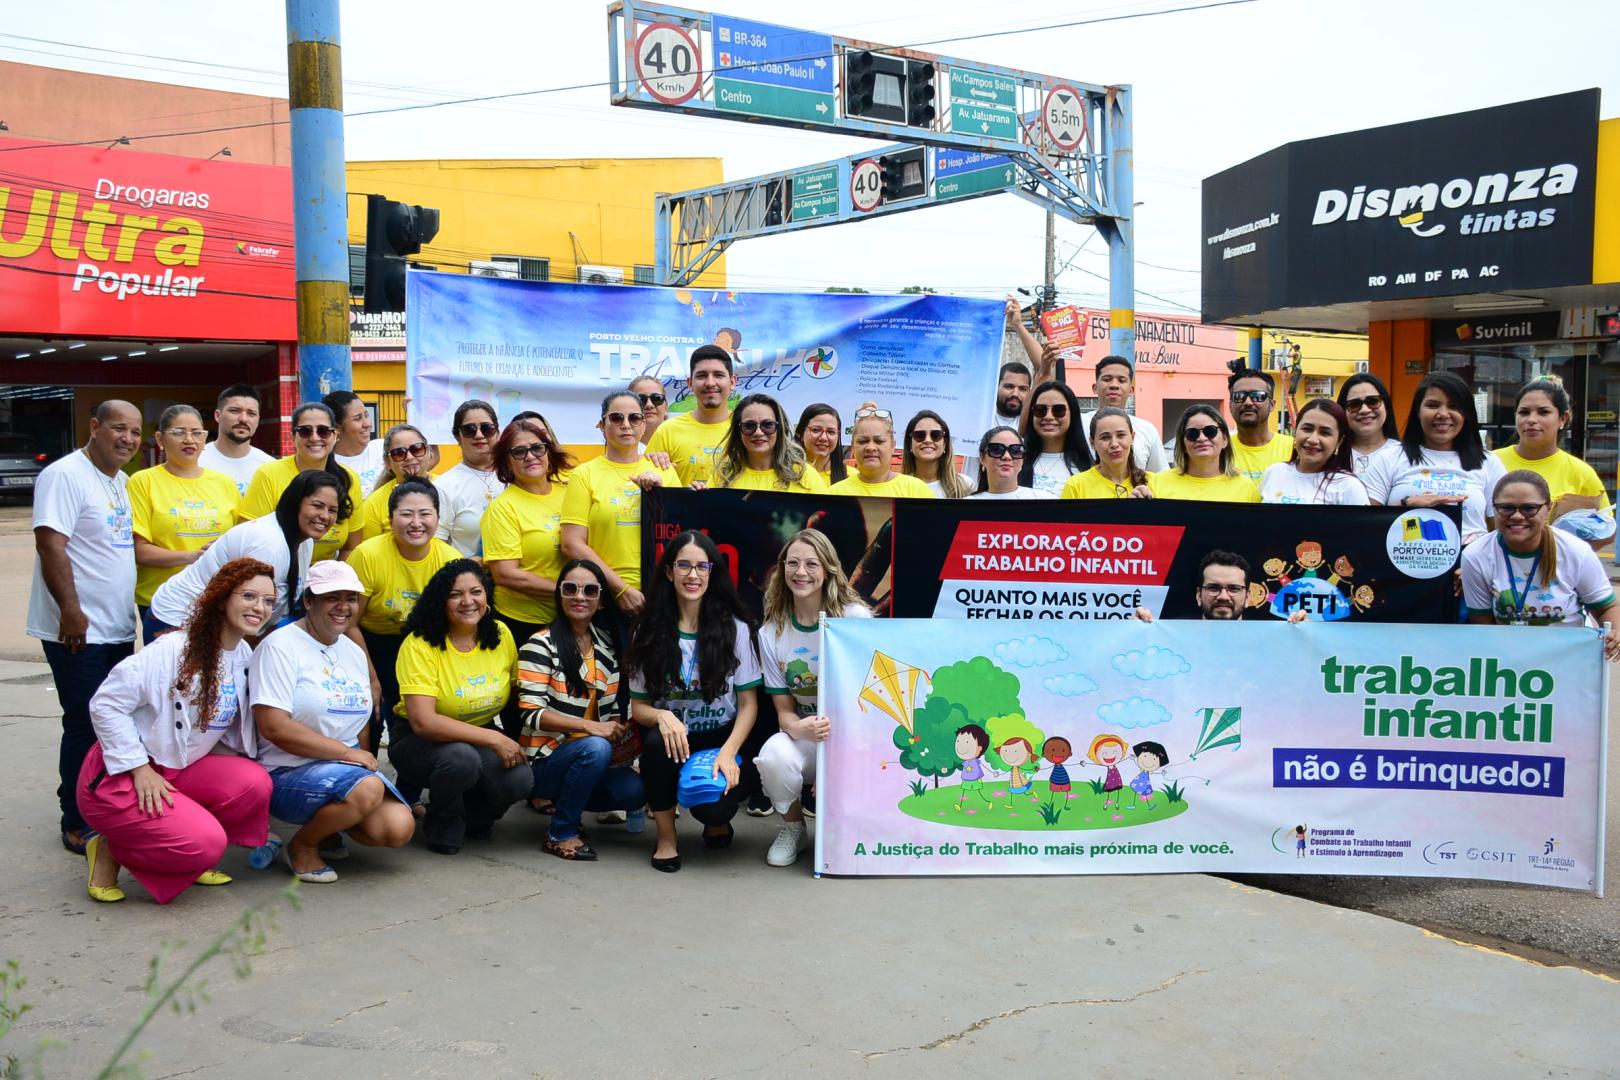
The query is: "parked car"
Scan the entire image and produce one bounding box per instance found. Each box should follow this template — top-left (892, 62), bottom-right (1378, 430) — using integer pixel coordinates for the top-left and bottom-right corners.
top-left (0, 434), bottom-right (47, 502)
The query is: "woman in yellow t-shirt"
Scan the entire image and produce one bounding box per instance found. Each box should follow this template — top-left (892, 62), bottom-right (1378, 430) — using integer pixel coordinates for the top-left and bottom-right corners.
top-left (560, 391), bottom-right (682, 618)
top-left (827, 403), bottom-right (937, 499)
top-left (715, 393), bottom-right (827, 495)
top-left (356, 424), bottom-right (435, 543)
top-left (1149, 404), bottom-right (1262, 503)
top-left (239, 401), bottom-right (362, 561)
top-left (388, 560), bottom-right (530, 855)
top-left (130, 404), bottom-right (240, 641)
top-left (1063, 407), bottom-right (1156, 500)
top-left (1495, 379), bottom-right (1612, 547)
top-left (795, 403), bottom-right (848, 485)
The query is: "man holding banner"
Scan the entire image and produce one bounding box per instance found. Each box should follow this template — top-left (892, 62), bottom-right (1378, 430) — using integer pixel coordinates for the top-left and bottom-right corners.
top-left (646, 346), bottom-right (736, 487)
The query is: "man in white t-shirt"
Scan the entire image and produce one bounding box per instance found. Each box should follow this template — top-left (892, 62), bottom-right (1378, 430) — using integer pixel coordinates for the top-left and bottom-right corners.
top-left (197, 383), bottom-right (275, 496)
top-left (29, 400), bottom-right (142, 855)
top-left (324, 389), bottom-right (385, 493)
top-left (1079, 355), bottom-right (1167, 472)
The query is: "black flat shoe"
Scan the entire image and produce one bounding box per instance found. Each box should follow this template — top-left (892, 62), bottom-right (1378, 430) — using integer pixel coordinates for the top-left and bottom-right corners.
top-left (650, 853), bottom-right (682, 873)
top-left (428, 842), bottom-right (461, 855)
top-left (702, 824), bottom-right (734, 849)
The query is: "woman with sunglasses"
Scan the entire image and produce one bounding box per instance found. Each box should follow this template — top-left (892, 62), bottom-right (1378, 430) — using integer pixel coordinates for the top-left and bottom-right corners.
top-left (561, 392), bottom-right (683, 618)
top-left (130, 404), bottom-right (241, 643)
top-left (1061, 408), bottom-right (1154, 500)
top-left (1336, 373), bottom-right (1403, 475)
top-left (1150, 405), bottom-right (1262, 502)
top-left (630, 376), bottom-right (670, 444)
top-left (902, 410), bottom-right (972, 498)
top-left (435, 400), bottom-right (504, 557)
top-left (357, 424), bottom-right (436, 542)
top-left (1019, 381), bottom-right (1093, 497)
top-left (1494, 380), bottom-right (1611, 527)
top-left (1463, 471), bottom-right (1619, 649)
top-left (796, 403), bottom-right (848, 485)
top-left (628, 531), bottom-right (762, 872)
top-left (1259, 399), bottom-right (1369, 506)
top-left (1363, 370), bottom-right (1507, 543)
top-left (240, 402), bottom-right (361, 562)
top-left (828, 403), bottom-right (936, 498)
top-left (970, 427), bottom-right (1041, 500)
top-left (715, 393), bottom-right (826, 494)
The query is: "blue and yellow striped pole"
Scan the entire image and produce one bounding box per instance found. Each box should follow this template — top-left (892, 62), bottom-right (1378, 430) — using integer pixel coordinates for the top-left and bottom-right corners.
top-left (286, 0), bottom-right (351, 403)
top-left (1247, 326), bottom-right (1263, 370)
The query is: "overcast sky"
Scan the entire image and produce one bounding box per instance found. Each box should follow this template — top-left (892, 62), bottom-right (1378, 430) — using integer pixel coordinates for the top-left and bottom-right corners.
top-left (5, 0), bottom-right (1616, 315)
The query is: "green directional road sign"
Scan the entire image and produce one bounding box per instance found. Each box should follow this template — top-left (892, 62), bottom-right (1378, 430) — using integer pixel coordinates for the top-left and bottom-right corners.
top-left (791, 164), bottom-right (840, 221)
top-left (950, 67), bottom-right (1016, 109)
top-left (951, 101), bottom-right (1018, 141)
top-left (935, 162), bottom-right (1017, 202)
top-left (715, 78), bottom-right (834, 125)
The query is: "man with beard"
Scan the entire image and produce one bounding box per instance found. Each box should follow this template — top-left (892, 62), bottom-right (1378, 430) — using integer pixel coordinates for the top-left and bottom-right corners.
top-left (198, 384), bottom-right (275, 497)
top-left (1136, 550), bottom-right (1303, 622)
top-left (1228, 370), bottom-right (1294, 486)
top-left (646, 345), bottom-right (736, 486)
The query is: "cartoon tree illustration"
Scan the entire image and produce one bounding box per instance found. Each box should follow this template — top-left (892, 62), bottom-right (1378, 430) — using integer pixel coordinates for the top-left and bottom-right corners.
top-left (892, 656), bottom-right (1025, 785)
top-left (893, 697), bottom-right (966, 787)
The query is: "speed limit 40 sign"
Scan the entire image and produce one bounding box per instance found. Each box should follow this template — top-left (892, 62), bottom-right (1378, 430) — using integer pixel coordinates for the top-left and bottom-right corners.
top-left (635, 22), bottom-right (702, 105)
top-left (850, 158), bottom-right (882, 212)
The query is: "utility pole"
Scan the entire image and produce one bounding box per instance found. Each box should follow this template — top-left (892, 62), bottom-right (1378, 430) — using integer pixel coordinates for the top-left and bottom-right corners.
top-left (1043, 208), bottom-right (1056, 305)
top-left (286, 0), bottom-right (352, 405)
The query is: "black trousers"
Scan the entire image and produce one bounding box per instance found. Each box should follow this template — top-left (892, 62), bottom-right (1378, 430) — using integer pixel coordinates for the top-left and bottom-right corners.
top-left (640, 723), bottom-right (758, 825)
top-left (387, 734), bottom-right (530, 848)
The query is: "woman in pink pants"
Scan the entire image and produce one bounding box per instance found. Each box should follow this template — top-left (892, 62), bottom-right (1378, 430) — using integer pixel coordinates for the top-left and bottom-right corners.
top-left (78, 558), bottom-right (277, 904)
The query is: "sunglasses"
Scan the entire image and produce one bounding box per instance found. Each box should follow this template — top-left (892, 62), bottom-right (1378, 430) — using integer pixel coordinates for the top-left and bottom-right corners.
top-left (508, 443), bottom-right (548, 460)
top-left (1032, 403), bottom-right (1068, 419)
top-left (637, 392), bottom-right (667, 408)
top-left (1230, 389), bottom-right (1271, 403)
top-left (559, 581), bottom-right (602, 598)
top-left (739, 418), bottom-right (779, 436)
top-left (985, 443), bottom-right (1026, 460)
top-left (605, 411), bottom-right (645, 426)
top-left (387, 440), bottom-right (429, 461)
top-left (854, 407), bottom-right (892, 420)
top-left (1493, 502), bottom-right (1547, 519)
top-left (458, 422), bottom-right (499, 439)
top-left (294, 424), bottom-right (334, 439)
top-left (1342, 395), bottom-right (1384, 412)
top-left (1185, 424), bottom-right (1223, 442)
top-left (911, 429), bottom-right (946, 443)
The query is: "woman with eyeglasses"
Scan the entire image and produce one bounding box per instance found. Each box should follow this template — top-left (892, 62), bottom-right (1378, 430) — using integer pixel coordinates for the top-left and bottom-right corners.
top-left (517, 559), bottom-right (645, 861)
top-left (1463, 471), bottom-right (1619, 650)
top-left (715, 393), bottom-right (827, 494)
top-left (357, 424), bottom-right (437, 542)
top-left (1061, 408), bottom-right (1154, 500)
top-left (1494, 380), bottom-right (1612, 528)
top-left (434, 400), bottom-right (504, 557)
top-left (1149, 405), bottom-right (1262, 502)
top-left (1259, 399), bottom-right (1369, 506)
top-left (795, 403), bottom-right (848, 485)
top-left (1362, 370), bottom-right (1507, 543)
top-left (630, 376), bottom-right (669, 444)
top-left (628, 531), bottom-right (762, 872)
top-left (901, 410), bottom-right (972, 498)
top-left (130, 404), bottom-right (241, 643)
top-left (828, 403), bottom-right (936, 498)
top-left (970, 427), bottom-right (1042, 500)
top-left (561, 392), bottom-right (683, 618)
top-left (240, 401), bottom-right (361, 562)
top-left (1019, 381), bottom-right (1093, 497)
top-left (1336, 373), bottom-right (1403, 475)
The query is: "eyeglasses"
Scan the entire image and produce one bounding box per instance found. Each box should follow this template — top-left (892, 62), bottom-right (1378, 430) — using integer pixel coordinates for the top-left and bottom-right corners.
top-left (674, 559), bottom-right (713, 575)
top-left (739, 418), bottom-right (778, 436)
top-left (910, 429), bottom-right (946, 443)
top-left (508, 443), bottom-right (548, 460)
top-left (458, 422), bottom-right (499, 439)
top-left (783, 558), bottom-right (823, 574)
top-left (1230, 389), bottom-right (1271, 403)
top-left (559, 581), bottom-right (602, 598)
top-left (164, 428), bottom-right (208, 441)
top-left (605, 411), bottom-right (644, 426)
top-left (387, 440), bottom-right (429, 461)
top-left (985, 443), bottom-right (1026, 460)
top-left (1199, 583), bottom-right (1246, 596)
top-left (1185, 424), bottom-right (1223, 442)
top-left (1032, 403), bottom-right (1068, 419)
top-left (1493, 502), bottom-right (1547, 519)
top-left (232, 588), bottom-right (274, 609)
top-left (637, 392), bottom-right (667, 408)
top-left (294, 424), bottom-right (334, 439)
top-left (1343, 395), bottom-right (1384, 412)
top-left (854, 407), bottom-right (892, 420)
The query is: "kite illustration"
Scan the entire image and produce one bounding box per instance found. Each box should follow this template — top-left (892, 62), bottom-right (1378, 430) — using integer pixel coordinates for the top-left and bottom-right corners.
top-left (860, 651), bottom-right (931, 743)
top-left (1189, 707), bottom-right (1242, 759)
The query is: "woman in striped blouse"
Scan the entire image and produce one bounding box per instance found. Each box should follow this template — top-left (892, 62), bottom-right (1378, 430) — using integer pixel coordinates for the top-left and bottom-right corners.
top-left (515, 558), bottom-right (645, 861)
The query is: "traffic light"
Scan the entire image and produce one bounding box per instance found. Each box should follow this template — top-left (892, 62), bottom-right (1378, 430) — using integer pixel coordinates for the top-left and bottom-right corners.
top-left (363, 194), bottom-right (441, 313)
top-left (906, 60), bottom-right (937, 128)
top-left (878, 147), bottom-right (927, 203)
top-left (843, 49), bottom-right (907, 124)
top-left (764, 179), bottom-right (785, 227)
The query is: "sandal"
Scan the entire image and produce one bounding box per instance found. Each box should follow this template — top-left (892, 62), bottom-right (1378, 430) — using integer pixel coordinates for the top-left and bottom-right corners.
top-left (702, 823), bottom-right (735, 850)
top-left (542, 836), bottom-right (598, 862)
top-left (527, 798), bottom-right (557, 815)
top-left (85, 834), bottom-right (125, 903)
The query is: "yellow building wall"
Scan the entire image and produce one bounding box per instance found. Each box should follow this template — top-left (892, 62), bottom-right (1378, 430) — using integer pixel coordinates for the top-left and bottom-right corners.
top-left (1594, 118), bottom-right (1620, 286)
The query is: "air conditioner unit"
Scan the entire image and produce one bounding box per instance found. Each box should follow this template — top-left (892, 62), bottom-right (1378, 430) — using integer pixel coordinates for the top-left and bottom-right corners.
top-left (469, 259), bottom-right (519, 279)
top-left (578, 264), bottom-right (625, 285)
top-left (1353, 360), bottom-right (1369, 374)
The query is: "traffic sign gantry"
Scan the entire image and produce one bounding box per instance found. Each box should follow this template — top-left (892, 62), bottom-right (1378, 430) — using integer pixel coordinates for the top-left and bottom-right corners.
top-left (713, 14), bottom-right (835, 124)
top-left (634, 22), bottom-right (702, 105)
top-left (850, 159), bottom-right (882, 212)
top-left (791, 164), bottom-right (840, 221)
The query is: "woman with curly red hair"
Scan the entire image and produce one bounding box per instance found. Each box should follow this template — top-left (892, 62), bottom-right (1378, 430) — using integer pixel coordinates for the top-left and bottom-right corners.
top-left (77, 557), bottom-right (277, 904)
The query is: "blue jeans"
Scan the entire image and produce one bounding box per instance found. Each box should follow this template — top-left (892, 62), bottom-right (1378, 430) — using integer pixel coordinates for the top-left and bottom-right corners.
top-left (42, 639), bottom-right (134, 835)
top-left (529, 737), bottom-right (645, 842)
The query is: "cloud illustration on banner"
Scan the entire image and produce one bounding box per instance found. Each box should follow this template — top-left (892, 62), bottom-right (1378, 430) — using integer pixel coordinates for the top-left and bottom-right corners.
top-left (1042, 672), bottom-right (1100, 697)
top-left (1097, 696), bottom-right (1172, 729)
top-left (1111, 646), bottom-right (1191, 681)
top-left (994, 635), bottom-right (1069, 668)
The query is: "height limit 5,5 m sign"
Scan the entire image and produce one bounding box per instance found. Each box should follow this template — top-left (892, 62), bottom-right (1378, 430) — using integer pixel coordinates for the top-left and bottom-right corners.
top-left (635, 22), bottom-right (702, 105)
top-left (1043, 84), bottom-right (1086, 153)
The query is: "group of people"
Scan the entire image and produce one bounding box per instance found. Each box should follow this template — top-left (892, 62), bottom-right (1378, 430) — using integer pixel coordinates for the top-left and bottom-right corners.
top-left (29, 328), bottom-right (1619, 903)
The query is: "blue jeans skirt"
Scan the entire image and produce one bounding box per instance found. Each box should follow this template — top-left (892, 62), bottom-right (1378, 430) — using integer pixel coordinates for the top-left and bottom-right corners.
top-left (269, 759), bottom-right (406, 825)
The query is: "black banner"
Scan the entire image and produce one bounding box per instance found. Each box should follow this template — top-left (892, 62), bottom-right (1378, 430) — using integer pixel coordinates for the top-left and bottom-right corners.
top-left (646, 489), bottom-right (1462, 624)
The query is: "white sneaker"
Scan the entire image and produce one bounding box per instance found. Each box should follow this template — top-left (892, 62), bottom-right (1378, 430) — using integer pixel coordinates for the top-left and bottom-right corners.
top-left (766, 821), bottom-right (808, 867)
top-left (596, 810), bottom-right (628, 825)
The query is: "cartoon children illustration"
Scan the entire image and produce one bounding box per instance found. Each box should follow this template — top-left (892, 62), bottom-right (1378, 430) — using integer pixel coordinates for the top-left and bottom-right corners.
top-left (1128, 740), bottom-right (1169, 809)
top-left (1352, 585), bottom-right (1375, 612)
top-left (1041, 736), bottom-right (1074, 802)
top-left (1084, 734), bottom-right (1129, 810)
top-left (997, 737), bottom-right (1036, 806)
top-left (1295, 824), bottom-right (1309, 858)
top-left (954, 724), bottom-right (993, 810)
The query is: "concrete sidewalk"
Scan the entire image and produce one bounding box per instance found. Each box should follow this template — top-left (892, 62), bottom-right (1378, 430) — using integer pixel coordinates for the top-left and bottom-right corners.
top-left (1, 664), bottom-right (1617, 1077)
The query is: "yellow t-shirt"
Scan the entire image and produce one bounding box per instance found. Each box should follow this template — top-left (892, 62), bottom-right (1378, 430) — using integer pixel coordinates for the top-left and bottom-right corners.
top-left (348, 533), bottom-right (460, 636)
top-left (357, 478), bottom-right (397, 543)
top-left (1148, 470), bottom-right (1262, 502)
top-left (393, 621), bottom-right (516, 728)
top-left (238, 456), bottom-right (363, 562)
top-left (1493, 446), bottom-right (1612, 511)
top-left (1061, 467), bottom-right (1150, 500)
top-left (721, 464), bottom-right (829, 494)
top-left (646, 412), bottom-right (730, 486)
top-left (128, 466), bottom-right (241, 606)
top-left (560, 455), bottom-right (683, 589)
top-left (827, 473), bottom-right (938, 498)
top-left (482, 479), bottom-right (570, 625)
top-left (1230, 435), bottom-right (1295, 486)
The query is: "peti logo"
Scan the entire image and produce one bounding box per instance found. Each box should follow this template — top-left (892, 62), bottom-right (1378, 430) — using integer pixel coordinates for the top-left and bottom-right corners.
top-left (1311, 163), bottom-right (1580, 238)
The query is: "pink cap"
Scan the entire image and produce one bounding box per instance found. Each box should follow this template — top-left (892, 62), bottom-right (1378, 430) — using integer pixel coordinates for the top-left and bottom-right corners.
top-left (304, 559), bottom-right (368, 596)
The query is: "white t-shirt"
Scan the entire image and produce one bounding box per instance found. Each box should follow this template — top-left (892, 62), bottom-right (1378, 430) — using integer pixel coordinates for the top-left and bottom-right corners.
top-left (760, 607), bottom-right (871, 718)
top-left (1350, 438), bottom-right (1402, 478)
top-left (198, 441), bottom-right (275, 497)
top-left (250, 623), bottom-right (374, 770)
top-left (1259, 463), bottom-right (1370, 506)
top-left (926, 474), bottom-right (973, 498)
top-left (1462, 530), bottom-right (1615, 626)
top-left (1079, 410), bottom-right (1168, 472)
top-left (150, 515), bottom-right (314, 628)
top-left (969, 487), bottom-right (1043, 500)
top-left (1362, 447), bottom-right (1507, 541)
top-left (434, 462), bottom-right (504, 556)
top-left (1028, 453), bottom-right (1075, 498)
top-left (28, 450), bottom-right (136, 644)
top-left (629, 618), bottom-right (763, 735)
top-left (334, 439), bottom-right (386, 495)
